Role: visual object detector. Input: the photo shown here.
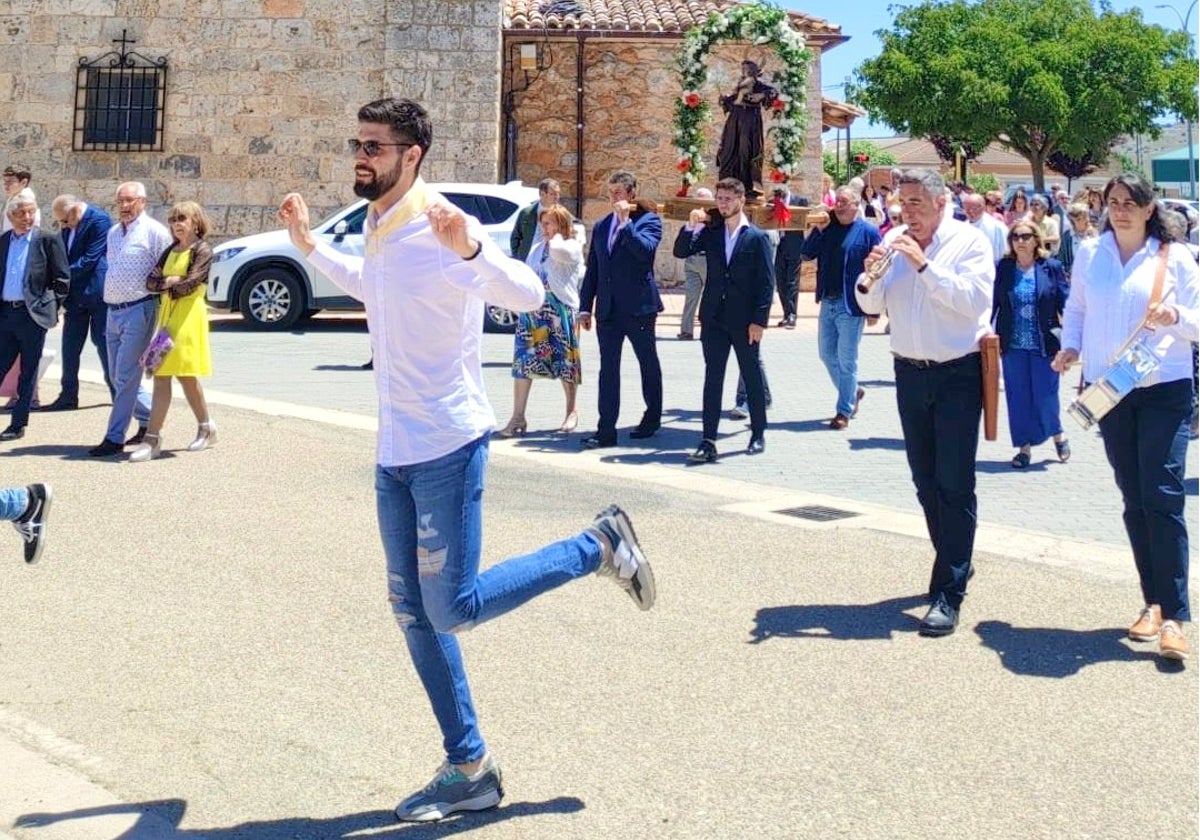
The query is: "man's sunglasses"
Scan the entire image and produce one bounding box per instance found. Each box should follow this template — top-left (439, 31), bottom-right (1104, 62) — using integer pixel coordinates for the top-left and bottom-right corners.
top-left (348, 139), bottom-right (415, 158)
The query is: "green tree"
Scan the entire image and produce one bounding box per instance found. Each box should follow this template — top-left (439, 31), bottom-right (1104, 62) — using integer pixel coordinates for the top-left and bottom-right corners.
top-left (967, 172), bottom-right (1001, 194)
top-left (822, 140), bottom-right (897, 184)
top-left (852, 0), bottom-right (1197, 192)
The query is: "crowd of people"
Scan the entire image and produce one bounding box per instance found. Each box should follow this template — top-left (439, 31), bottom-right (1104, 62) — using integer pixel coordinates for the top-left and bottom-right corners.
top-left (3, 99), bottom-right (1197, 822)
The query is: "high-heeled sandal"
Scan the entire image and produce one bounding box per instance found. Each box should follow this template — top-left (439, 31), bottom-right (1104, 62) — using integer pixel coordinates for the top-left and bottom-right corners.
top-left (129, 433), bottom-right (163, 463)
top-left (188, 421), bottom-right (217, 452)
top-left (495, 419), bottom-right (527, 438)
top-left (558, 412), bottom-right (579, 433)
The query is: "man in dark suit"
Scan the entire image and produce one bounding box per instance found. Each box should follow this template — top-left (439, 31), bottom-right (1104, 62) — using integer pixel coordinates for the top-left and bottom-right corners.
top-left (673, 177), bottom-right (774, 462)
top-left (44, 194), bottom-right (112, 410)
top-left (509, 178), bottom-right (561, 262)
top-left (771, 183), bottom-right (807, 328)
top-left (579, 170), bottom-right (663, 448)
top-left (0, 193), bottom-right (69, 440)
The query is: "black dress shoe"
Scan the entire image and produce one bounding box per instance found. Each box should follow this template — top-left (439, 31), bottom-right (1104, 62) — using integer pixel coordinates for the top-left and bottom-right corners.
top-left (0, 425), bottom-right (25, 441)
top-left (38, 397), bottom-right (78, 412)
top-left (628, 424), bottom-right (660, 440)
top-left (88, 439), bottom-right (124, 457)
top-left (918, 597), bottom-right (959, 637)
top-left (745, 436), bottom-right (765, 455)
top-left (580, 433), bottom-right (617, 450)
top-left (687, 440), bottom-right (718, 463)
top-left (126, 425), bottom-right (148, 446)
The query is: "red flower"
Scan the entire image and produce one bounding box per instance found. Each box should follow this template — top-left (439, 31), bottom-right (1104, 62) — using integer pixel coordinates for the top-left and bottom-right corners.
top-left (771, 98), bottom-right (786, 112)
top-left (684, 92), bottom-right (701, 108)
top-left (676, 158), bottom-right (692, 173)
top-left (769, 169), bottom-right (787, 183)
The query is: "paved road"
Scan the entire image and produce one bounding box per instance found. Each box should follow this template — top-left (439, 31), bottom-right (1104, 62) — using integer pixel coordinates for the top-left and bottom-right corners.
top-left (42, 293), bottom-right (1197, 553)
top-left (0, 382), bottom-right (1195, 840)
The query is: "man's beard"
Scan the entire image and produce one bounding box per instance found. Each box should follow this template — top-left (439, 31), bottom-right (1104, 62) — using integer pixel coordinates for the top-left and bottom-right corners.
top-left (353, 162), bottom-right (403, 201)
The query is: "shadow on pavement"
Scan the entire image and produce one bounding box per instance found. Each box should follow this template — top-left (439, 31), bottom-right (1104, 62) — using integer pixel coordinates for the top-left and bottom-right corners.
top-left (15, 795), bottom-right (586, 839)
top-left (976, 458), bottom-right (1057, 474)
top-left (313, 363), bottom-right (373, 372)
top-left (973, 621), bottom-right (1180, 677)
top-left (846, 436), bottom-right (907, 451)
top-left (0, 443), bottom-right (101, 461)
top-left (748, 595), bottom-right (928, 643)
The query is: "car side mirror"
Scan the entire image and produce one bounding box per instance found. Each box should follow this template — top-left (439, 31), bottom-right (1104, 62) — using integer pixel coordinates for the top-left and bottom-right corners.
top-left (332, 220), bottom-right (348, 241)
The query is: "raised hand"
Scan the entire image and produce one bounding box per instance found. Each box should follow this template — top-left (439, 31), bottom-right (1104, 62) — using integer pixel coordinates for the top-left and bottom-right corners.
top-left (278, 193), bottom-right (315, 255)
top-left (426, 201), bottom-right (479, 260)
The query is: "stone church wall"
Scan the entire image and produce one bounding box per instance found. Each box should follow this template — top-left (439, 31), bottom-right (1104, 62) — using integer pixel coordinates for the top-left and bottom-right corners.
top-left (0, 0), bottom-right (502, 236)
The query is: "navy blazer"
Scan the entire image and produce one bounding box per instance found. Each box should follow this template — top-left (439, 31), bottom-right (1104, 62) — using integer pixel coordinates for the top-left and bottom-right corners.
top-left (799, 217), bottom-right (881, 316)
top-left (991, 256), bottom-right (1069, 356)
top-left (0, 228), bottom-right (70, 330)
top-left (61, 204), bottom-right (111, 309)
top-left (673, 220), bottom-right (774, 329)
top-left (580, 204), bottom-right (662, 320)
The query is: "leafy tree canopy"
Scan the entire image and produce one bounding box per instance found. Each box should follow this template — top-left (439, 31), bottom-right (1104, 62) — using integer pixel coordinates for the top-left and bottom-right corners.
top-left (823, 139), bottom-right (897, 184)
top-left (851, 0), bottom-right (1197, 191)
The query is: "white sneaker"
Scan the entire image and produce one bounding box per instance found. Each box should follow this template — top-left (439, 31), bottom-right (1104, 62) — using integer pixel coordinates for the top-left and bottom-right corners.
top-left (729, 403), bottom-right (749, 420)
top-left (591, 504), bottom-right (656, 610)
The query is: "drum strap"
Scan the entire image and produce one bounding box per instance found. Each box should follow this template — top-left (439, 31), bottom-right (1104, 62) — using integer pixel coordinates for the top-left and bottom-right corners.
top-left (1145, 243), bottom-right (1169, 324)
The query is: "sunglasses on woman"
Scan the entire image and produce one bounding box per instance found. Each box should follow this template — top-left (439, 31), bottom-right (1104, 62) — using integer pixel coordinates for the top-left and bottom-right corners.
top-left (1010, 232), bottom-right (1035, 242)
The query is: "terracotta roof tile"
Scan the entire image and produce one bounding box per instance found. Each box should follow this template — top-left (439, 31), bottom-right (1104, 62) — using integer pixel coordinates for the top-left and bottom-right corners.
top-left (503, 0), bottom-right (843, 36)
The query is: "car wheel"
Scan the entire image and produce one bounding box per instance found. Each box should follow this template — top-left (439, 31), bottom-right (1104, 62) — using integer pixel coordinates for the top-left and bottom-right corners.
top-left (238, 267), bottom-right (306, 330)
top-left (483, 304), bottom-right (518, 333)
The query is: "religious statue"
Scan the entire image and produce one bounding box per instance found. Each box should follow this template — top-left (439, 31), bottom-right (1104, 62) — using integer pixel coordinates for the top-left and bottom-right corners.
top-left (715, 60), bottom-right (778, 198)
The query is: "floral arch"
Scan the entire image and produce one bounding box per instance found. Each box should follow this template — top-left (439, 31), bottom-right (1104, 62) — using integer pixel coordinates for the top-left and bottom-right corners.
top-left (673, 2), bottom-right (811, 195)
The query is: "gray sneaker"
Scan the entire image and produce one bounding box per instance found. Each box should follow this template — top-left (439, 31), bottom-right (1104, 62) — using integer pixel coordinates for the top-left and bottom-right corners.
top-left (729, 403), bottom-right (749, 419)
top-left (13, 483), bottom-right (51, 564)
top-left (592, 505), bottom-right (656, 611)
top-left (395, 754), bottom-right (503, 822)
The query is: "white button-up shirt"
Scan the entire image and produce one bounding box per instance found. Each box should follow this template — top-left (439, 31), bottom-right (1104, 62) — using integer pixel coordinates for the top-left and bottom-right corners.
top-left (308, 181), bottom-right (544, 466)
top-left (1062, 233), bottom-right (1199, 387)
top-left (855, 217), bottom-right (994, 362)
top-left (971, 213), bottom-right (1008, 262)
top-left (105, 213), bottom-right (172, 304)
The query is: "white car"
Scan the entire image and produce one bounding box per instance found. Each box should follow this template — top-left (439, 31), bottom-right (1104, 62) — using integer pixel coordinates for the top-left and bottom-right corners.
top-left (207, 181), bottom-right (540, 330)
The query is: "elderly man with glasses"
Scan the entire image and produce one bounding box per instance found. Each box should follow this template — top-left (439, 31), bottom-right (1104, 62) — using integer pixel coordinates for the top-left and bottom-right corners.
top-left (88, 182), bottom-right (171, 458)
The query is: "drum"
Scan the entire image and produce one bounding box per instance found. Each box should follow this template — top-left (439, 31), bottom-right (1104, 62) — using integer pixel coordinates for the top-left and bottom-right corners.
top-left (1067, 335), bottom-right (1163, 429)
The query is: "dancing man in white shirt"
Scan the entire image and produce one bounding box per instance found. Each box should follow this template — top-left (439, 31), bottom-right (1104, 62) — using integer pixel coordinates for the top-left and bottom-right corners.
top-left (277, 98), bottom-right (655, 824)
top-left (856, 169), bottom-right (994, 638)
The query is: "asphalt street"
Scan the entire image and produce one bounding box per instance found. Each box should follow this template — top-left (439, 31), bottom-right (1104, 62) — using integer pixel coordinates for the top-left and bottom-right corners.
top-left (0, 293), bottom-right (1195, 840)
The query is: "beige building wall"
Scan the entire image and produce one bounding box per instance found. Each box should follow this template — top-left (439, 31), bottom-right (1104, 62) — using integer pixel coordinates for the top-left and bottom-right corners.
top-left (0, 0), bottom-right (501, 236)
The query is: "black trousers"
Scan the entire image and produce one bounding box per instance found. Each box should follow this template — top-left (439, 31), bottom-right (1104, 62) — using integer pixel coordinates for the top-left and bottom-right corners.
top-left (0, 305), bottom-right (48, 430)
top-left (1099, 379), bottom-right (1192, 621)
top-left (701, 320), bottom-right (766, 441)
top-left (894, 353), bottom-right (982, 608)
top-left (595, 313), bottom-right (662, 437)
top-left (774, 253), bottom-right (801, 320)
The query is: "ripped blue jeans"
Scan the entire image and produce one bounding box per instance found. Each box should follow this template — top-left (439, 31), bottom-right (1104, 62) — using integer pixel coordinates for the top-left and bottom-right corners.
top-left (376, 434), bottom-right (603, 764)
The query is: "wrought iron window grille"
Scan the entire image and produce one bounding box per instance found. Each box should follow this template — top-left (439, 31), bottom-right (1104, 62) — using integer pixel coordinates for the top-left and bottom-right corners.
top-left (73, 29), bottom-right (168, 152)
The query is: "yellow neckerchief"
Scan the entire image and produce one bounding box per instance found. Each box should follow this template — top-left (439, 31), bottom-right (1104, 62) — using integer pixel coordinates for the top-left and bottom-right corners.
top-left (366, 177), bottom-right (432, 256)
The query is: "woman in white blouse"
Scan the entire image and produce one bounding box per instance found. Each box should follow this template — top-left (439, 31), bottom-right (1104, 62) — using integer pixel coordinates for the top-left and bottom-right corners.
top-left (1053, 172), bottom-right (1199, 661)
top-left (496, 205), bottom-right (585, 436)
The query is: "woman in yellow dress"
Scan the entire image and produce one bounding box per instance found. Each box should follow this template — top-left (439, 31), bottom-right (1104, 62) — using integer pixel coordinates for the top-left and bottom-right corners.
top-left (130, 201), bottom-right (216, 462)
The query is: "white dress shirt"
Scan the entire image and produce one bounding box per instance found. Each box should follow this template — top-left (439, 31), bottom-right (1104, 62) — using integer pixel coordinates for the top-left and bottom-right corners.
top-left (855, 217), bottom-right (994, 362)
top-left (971, 213), bottom-right (1008, 262)
top-left (105, 213), bottom-right (172, 304)
top-left (307, 180), bottom-right (544, 466)
top-left (1062, 233), bottom-right (1199, 387)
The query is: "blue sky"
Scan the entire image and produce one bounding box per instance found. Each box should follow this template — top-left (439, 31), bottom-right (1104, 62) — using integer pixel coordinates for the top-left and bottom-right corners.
top-left (785, 0), bottom-right (1197, 138)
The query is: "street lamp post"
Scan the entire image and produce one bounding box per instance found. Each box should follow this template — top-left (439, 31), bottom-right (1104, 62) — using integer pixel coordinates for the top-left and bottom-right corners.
top-left (1156, 1), bottom-right (1197, 199)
